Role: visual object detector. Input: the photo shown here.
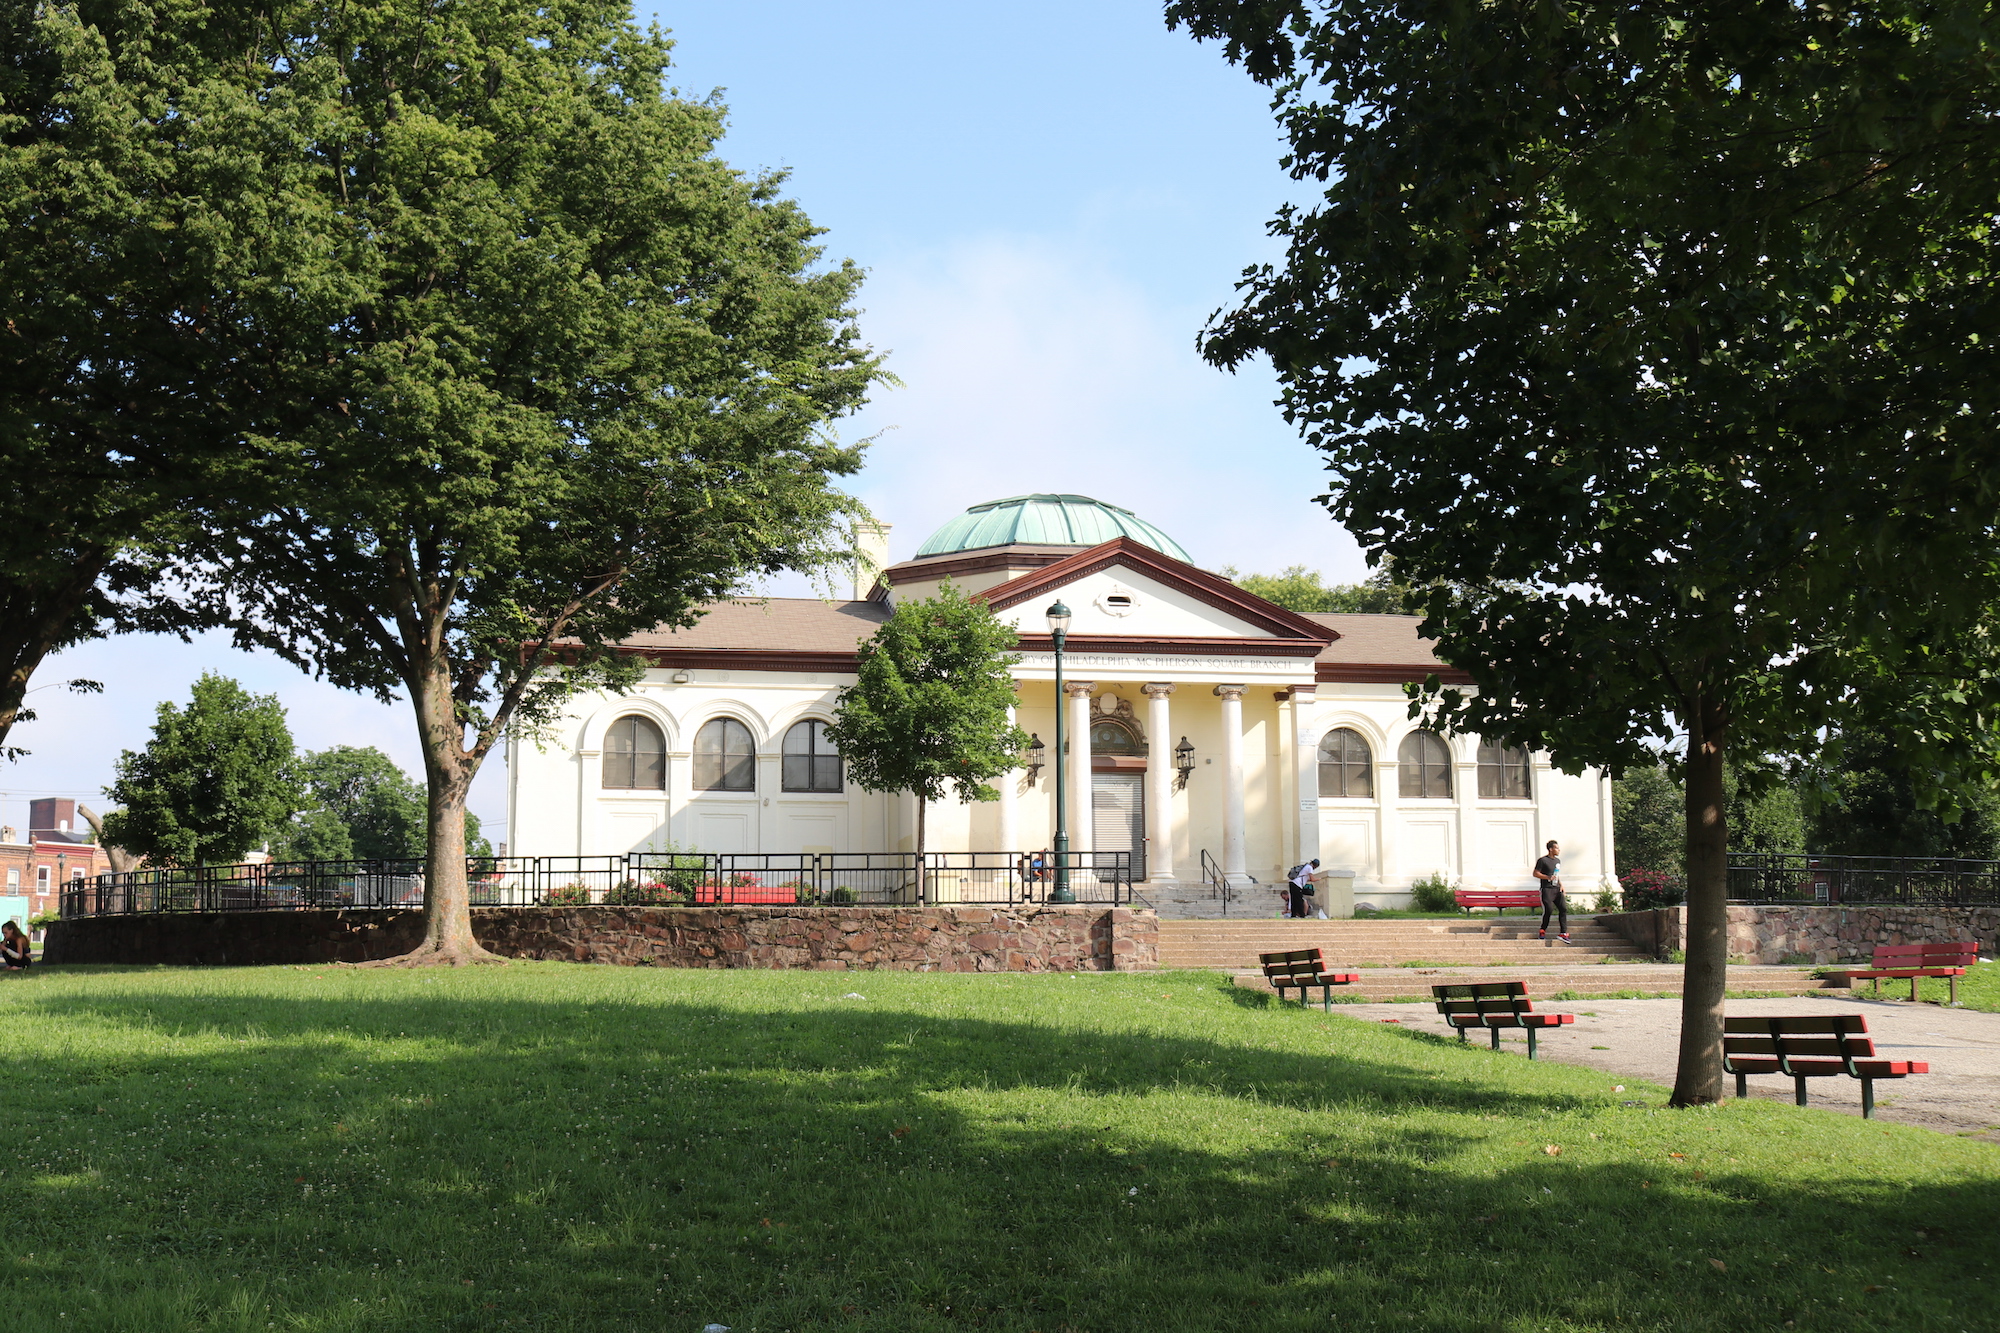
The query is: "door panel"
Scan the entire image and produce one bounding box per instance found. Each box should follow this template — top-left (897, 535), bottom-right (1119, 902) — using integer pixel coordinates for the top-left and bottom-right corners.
top-left (1091, 772), bottom-right (1145, 880)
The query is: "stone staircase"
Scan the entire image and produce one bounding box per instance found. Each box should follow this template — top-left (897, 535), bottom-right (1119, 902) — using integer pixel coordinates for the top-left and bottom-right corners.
top-left (1156, 917), bottom-right (1840, 1000)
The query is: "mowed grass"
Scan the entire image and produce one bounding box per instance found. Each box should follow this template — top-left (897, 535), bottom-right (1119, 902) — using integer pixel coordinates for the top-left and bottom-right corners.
top-left (1870, 957), bottom-right (2000, 1012)
top-left (1, 965), bottom-right (1995, 1333)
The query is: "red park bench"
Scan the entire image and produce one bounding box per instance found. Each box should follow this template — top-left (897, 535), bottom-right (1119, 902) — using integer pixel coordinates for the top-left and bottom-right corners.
top-left (1454, 887), bottom-right (1544, 914)
top-left (1258, 948), bottom-right (1361, 1011)
top-left (1833, 942), bottom-right (1980, 1004)
top-left (1430, 981), bottom-right (1574, 1059)
top-left (1723, 1014), bottom-right (1928, 1119)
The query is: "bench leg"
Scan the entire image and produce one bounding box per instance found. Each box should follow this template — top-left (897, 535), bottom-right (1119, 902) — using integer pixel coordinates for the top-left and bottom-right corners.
top-left (1489, 1026), bottom-right (1501, 1051)
top-left (1322, 985), bottom-right (1332, 1013)
top-left (1734, 1071), bottom-right (1747, 1099)
top-left (1455, 1025), bottom-right (1468, 1043)
top-left (1794, 1075), bottom-right (1809, 1108)
top-left (1950, 975), bottom-right (1959, 1006)
top-left (1912, 976), bottom-right (1920, 1004)
top-left (1860, 1078), bottom-right (1874, 1120)
top-left (1526, 1028), bottom-right (1538, 1060)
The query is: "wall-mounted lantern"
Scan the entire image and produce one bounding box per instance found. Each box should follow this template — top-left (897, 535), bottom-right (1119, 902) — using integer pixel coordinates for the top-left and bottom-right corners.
top-left (1173, 735), bottom-right (1196, 791)
top-left (1023, 733), bottom-right (1046, 785)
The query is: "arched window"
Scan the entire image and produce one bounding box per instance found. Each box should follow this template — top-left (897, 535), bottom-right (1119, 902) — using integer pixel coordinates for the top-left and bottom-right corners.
top-left (1477, 740), bottom-right (1532, 799)
top-left (1317, 728), bottom-right (1373, 798)
top-left (602, 715), bottom-right (666, 790)
top-left (1398, 730), bottom-right (1453, 798)
top-left (783, 720), bottom-right (843, 793)
top-left (693, 717), bottom-right (756, 792)
top-left (1088, 718), bottom-right (1144, 756)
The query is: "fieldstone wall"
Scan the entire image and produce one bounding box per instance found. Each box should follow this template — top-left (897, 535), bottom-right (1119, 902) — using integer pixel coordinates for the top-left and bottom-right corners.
top-left (1597, 904), bottom-right (2000, 964)
top-left (43, 905), bottom-right (1159, 972)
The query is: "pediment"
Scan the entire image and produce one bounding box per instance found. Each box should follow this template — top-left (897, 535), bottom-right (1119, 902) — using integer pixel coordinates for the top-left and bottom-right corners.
top-left (978, 538), bottom-right (1337, 650)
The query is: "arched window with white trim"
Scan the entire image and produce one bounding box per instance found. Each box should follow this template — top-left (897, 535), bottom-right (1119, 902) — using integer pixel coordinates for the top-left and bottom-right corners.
top-left (601, 715), bottom-right (666, 790)
top-left (693, 717), bottom-right (756, 792)
top-left (782, 720), bottom-right (843, 793)
top-left (1398, 730), bottom-right (1453, 799)
top-left (1476, 740), bottom-right (1531, 799)
top-left (1317, 728), bottom-right (1373, 798)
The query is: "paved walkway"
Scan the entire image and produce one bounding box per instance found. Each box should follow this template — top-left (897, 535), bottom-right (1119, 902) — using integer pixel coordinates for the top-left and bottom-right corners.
top-left (1335, 994), bottom-right (2000, 1141)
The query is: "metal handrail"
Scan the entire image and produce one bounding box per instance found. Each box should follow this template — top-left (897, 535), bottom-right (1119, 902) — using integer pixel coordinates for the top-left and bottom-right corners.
top-left (1200, 848), bottom-right (1233, 916)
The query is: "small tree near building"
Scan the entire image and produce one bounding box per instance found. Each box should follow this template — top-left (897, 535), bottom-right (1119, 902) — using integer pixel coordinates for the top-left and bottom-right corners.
top-left (101, 673), bottom-right (302, 867)
top-left (271, 746), bottom-right (490, 863)
top-left (825, 584), bottom-right (1030, 901)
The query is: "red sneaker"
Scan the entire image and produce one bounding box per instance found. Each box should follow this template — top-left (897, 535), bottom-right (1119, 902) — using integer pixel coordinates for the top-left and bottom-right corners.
top-left (1538, 929), bottom-right (1546, 939)
top-left (1559, 933), bottom-right (1571, 942)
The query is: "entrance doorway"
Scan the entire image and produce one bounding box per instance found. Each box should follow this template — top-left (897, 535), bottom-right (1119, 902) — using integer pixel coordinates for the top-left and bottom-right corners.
top-left (1091, 772), bottom-right (1145, 882)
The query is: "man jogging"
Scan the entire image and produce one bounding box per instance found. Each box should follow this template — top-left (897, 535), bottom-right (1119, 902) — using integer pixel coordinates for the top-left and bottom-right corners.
top-left (1533, 840), bottom-right (1568, 941)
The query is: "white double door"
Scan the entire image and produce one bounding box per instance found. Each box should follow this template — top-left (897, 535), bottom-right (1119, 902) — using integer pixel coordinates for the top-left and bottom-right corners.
top-left (1090, 772), bottom-right (1146, 880)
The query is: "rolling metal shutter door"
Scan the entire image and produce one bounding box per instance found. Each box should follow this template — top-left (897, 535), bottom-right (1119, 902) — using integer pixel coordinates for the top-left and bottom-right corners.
top-left (1091, 773), bottom-right (1145, 880)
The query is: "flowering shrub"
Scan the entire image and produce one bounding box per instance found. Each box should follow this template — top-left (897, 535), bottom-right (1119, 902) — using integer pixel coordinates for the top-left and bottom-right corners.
top-left (541, 881), bottom-right (592, 906)
top-left (605, 878), bottom-right (684, 906)
top-left (1618, 867), bottom-right (1684, 911)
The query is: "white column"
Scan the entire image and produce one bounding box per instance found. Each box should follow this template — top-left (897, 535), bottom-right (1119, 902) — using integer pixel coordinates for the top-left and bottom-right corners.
top-left (1141, 683), bottom-right (1175, 882)
top-left (996, 704), bottom-right (1019, 854)
top-left (1454, 740), bottom-right (1478, 885)
top-left (1215, 684), bottom-right (1249, 883)
top-left (575, 746), bottom-right (600, 856)
top-left (1597, 767), bottom-right (1618, 892)
top-left (1065, 680), bottom-right (1095, 864)
top-left (1289, 685), bottom-right (1320, 879)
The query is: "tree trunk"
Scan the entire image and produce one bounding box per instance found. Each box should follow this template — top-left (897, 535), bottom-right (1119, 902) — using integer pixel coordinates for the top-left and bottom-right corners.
top-left (1670, 695), bottom-right (1730, 1106)
top-left (0, 557), bottom-right (109, 756)
top-left (380, 633), bottom-right (500, 965)
top-left (914, 793), bottom-right (927, 905)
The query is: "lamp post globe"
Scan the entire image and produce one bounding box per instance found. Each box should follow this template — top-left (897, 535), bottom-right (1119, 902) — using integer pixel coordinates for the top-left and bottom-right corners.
top-left (1046, 600), bottom-right (1074, 904)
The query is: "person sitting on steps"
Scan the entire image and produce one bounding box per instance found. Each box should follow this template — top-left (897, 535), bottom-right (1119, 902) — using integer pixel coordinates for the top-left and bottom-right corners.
top-left (1533, 840), bottom-right (1568, 942)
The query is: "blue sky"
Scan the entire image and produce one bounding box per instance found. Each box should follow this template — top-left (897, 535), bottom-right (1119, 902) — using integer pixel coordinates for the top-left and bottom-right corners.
top-left (4, 1), bottom-right (1367, 845)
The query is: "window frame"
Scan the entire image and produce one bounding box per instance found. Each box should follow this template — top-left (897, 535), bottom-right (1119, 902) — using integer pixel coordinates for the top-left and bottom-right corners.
top-left (1476, 740), bottom-right (1532, 800)
top-left (781, 719), bottom-right (844, 794)
top-left (601, 714), bottom-right (667, 791)
top-left (692, 717), bottom-right (757, 793)
top-left (1316, 727), bottom-right (1374, 799)
top-left (1397, 730), bottom-right (1454, 799)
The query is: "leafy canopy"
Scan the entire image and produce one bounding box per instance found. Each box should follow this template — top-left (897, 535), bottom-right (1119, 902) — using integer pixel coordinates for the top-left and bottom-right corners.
top-left (826, 584), bottom-right (1031, 809)
top-left (1225, 565), bottom-right (1409, 614)
top-left (101, 673), bottom-right (302, 867)
top-left (271, 747), bottom-right (491, 863)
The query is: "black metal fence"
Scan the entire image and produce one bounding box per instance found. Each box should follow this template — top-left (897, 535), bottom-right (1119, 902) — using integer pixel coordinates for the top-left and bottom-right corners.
top-left (61, 851), bottom-right (1138, 918)
top-left (1727, 853), bottom-right (2000, 908)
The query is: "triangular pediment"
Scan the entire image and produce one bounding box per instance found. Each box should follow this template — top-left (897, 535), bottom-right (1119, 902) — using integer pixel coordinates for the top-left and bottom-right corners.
top-left (977, 538), bottom-right (1337, 651)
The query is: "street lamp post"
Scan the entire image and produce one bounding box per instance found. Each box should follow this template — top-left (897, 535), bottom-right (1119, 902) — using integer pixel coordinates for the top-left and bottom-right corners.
top-left (1046, 600), bottom-right (1073, 904)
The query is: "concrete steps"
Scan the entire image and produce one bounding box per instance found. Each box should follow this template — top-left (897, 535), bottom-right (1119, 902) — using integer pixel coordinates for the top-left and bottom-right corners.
top-left (1157, 917), bottom-right (1653, 969)
top-left (1230, 963), bottom-right (1839, 1002)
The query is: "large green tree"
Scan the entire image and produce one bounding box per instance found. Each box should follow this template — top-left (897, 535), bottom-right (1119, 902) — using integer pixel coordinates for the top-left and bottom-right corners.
top-left (1224, 565), bottom-right (1409, 614)
top-left (0, 0), bottom-right (323, 759)
top-left (1171, 0), bottom-right (2000, 1103)
top-left (1805, 727), bottom-right (2000, 860)
top-left (271, 746), bottom-right (490, 863)
top-left (824, 583), bottom-right (1030, 901)
top-left (101, 673), bottom-right (302, 867)
top-left (179, 0), bottom-right (879, 963)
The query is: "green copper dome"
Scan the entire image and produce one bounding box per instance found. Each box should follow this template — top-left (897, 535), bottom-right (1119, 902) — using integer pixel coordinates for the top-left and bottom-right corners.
top-left (914, 494), bottom-right (1192, 562)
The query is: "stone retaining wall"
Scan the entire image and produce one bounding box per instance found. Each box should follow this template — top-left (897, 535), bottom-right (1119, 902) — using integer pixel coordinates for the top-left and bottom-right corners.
top-left (43, 905), bottom-right (1160, 972)
top-left (1597, 904), bottom-right (2000, 964)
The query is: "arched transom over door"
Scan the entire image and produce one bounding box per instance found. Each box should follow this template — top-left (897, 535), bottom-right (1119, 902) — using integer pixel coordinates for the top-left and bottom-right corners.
top-left (1398, 730), bottom-right (1453, 799)
top-left (602, 715), bottom-right (666, 790)
top-left (1318, 727), bottom-right (1373, 798)
top-left (693, 718), bottom-right (756, 792)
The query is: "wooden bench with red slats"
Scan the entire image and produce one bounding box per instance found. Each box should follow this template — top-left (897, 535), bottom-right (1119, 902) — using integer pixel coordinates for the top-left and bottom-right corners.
top-left (1834, 942), bottom-right (1979, 1004)
top-left (1259, 948), bottom-right (1361, 1011)
top-left (1453, 887), bottom-right (1544, 914)
top-left (1722, 1014), bottom-right (1928, 1119)
top-left (1430, 981), bottom-right (1574, 1059)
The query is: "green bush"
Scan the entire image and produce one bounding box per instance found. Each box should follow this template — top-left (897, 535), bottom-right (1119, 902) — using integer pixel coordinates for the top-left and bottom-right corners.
top-left (604, 878), bottom-right (680, 906)
top-left (541, 881), bottom-right (591, 907)
top-left (830, 885), bottom-right (857, 906)
top-left (1407, 873), bottom-right (1458, 913)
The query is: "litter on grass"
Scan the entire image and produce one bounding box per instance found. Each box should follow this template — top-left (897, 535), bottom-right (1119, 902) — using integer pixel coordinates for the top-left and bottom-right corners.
top-left (841, 993), bottom-right (866, 1000)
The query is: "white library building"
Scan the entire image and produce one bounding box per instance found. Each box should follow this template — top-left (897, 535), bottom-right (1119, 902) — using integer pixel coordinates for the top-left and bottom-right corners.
top-left (506, 495), bottom-right (1616, 914)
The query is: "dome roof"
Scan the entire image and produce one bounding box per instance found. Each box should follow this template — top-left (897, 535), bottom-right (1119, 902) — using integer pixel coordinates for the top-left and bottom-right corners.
top-left (913, 494), bottom-right (1192, 562)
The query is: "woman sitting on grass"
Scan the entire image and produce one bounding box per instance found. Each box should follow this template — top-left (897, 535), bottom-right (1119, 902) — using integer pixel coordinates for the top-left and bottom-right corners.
top-left (1, 920), bottom-right (29, 971)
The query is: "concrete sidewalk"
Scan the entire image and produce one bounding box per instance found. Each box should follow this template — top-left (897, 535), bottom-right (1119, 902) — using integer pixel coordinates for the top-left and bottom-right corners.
top-left (1332, 993), bottom-right (2000, 1141)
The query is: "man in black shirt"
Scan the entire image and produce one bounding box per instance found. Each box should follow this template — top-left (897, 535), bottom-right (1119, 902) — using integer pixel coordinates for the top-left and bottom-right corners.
top-left (1533, 840), bottom-right (1568, 941)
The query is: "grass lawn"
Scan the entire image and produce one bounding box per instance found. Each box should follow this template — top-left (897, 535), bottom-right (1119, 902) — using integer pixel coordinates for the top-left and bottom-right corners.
top-left (2, 964), bottom-right (1995, 1332)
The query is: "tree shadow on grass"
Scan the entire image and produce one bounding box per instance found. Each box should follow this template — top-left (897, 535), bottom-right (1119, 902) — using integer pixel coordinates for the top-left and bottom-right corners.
top-left (2, 976), bottom-right (1995, 1333)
